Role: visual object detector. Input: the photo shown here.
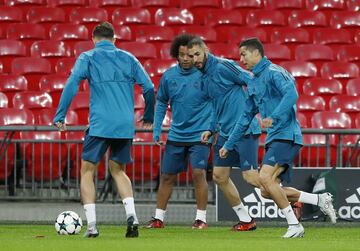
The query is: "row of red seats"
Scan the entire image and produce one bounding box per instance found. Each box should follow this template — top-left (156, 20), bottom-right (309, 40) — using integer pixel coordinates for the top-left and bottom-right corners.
top-left (2, 0), bottom-right (359, 11)
top-left (1, 6), bottom-right (360, 29)
top-left (2, 39), bottom-right (359, 63)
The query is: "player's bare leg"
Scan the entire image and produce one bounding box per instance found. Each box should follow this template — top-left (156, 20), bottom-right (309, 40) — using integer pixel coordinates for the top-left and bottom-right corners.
top-left (192, 169), bottom-right (208, 229)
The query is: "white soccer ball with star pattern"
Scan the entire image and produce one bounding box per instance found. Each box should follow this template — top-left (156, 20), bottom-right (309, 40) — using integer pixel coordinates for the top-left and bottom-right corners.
top-left (55, 211), bottom-right (83, 235)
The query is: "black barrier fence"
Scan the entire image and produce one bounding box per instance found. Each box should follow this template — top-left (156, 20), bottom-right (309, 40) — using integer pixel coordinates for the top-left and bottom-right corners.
top-left (0, 126), bottom-right (359, 203)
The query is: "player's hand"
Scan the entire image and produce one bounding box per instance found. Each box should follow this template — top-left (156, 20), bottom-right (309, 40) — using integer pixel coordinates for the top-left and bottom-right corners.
top-left (154, 140), bottom-right (164, 146)
top-left (54, 121), bottom-right (66, 131)
top-left (142, 122), bottom-right (153, 130)
top-left (201, 131), bottom-right (212, 144)
top-left (262, 118), bottom-right (273, 128)
top-left (219, 147), bottom-right (229, 159)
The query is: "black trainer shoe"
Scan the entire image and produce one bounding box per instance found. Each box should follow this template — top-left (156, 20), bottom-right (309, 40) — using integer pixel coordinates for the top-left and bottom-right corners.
top-left (125, 216), bottom-right (139, 238)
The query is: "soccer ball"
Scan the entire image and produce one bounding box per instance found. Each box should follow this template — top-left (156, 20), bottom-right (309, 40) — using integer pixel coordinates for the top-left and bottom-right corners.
top-left (55, 211), bottom-right (83, 235)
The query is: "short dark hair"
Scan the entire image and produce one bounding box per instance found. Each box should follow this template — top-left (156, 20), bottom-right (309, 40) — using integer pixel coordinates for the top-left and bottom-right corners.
top-left (187, 36), bottom-right (206, 49)
top-left (170, 33), bottom-right (195, 58)
top-left (239, 38), bottom-right (264, 57)
top-left (93, 22), bottom-right (114, 39)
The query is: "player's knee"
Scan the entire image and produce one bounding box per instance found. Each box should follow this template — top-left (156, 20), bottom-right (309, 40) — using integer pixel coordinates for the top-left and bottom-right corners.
top-left (192, 169), bottom-right (206, 185)
top-left (81, 160), bottom-right (96, 174)
top-left (212, 172), bottom-right (227, 185)
top-left (242, 171), bottom-right (260, 188)
top-left (260, 187), bottom-right (270, 199)
top-left (161, 174), bottom-right (176, 185)
top-left (259, 172), bottom-right (272, 188)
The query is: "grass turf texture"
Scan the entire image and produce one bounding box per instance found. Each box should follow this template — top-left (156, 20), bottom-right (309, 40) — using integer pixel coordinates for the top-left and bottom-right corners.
top-left (0, 224), bottom-right (359, 251)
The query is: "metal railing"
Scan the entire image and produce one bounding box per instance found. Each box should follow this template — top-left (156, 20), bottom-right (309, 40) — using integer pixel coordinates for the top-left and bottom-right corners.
top-left (0, 126), bottom-right (359, 202)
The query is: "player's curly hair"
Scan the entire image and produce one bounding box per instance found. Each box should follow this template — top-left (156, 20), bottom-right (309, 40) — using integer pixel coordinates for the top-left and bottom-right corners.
top-left (170, 33), bottom-right (196, 58)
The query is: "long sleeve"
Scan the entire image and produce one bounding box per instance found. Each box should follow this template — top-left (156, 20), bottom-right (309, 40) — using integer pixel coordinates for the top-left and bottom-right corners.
top-left (223, 95), bottom-right (258, 151)
top-left (208, 99), bottom-right (217, 133)
top-left (133, 59), bottom-right (155, 123)
top-left (269, 71), bottom-right (298, 121)
top-left (153, 76), bottom-right (169, 141)
top-left (220, 59), bottom-right (253, 86)
top-left (53, 54), bottom-right (88, 123)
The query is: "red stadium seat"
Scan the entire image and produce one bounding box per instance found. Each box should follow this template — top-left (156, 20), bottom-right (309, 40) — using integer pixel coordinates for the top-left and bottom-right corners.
top-left (49, 24), bottom-right (89, 41)
top-left (295, 44), bottom-right (334, 61)
top-left (288, 10), bottom-right (327, 28)
top-left (329, 95), bottom-right (360, 113)
top-left (263, 44), bottom-right (291, 62)
top-left (13, 91), bottom-right (52, 111)
top-left (159, 42), bottom-right (171, 59)
top-left (117, 42), bottom-right (157, 59)
top-left (35, 108), bottom-right (78, 125)
top-left (311, 111), bottom-right (351, 129)
top-left (337, 45), bottom-right (360, 62)
top-left (356, 113), bottom-right (360, 128)
top-left (0, 75), bottom-right (27, 106)
top-left (55, 57), bottom-right (76, 75)
top-left (133, 25), bottom-right (174, 42)
top-left (246, 10), bottom-right (286, 28)
top-left (306, 0), bottom-right (345, 10)
top-left (330, 11), bottom-right (360, 29)
top-left (131, 0), bottom-right (170, 7)
top-left (89, 0), bottom-right (129, 7)
top-left (0, 40), bottom-right (26, 72)
top-left (73, 41), bottom-right (94, 57)
top-left (47, 0), bottom-right (86, 7)
top-left (69, 7), bottom-right (108, 24)
top-left (143, 59), bottom-right (176, 77)
top-left (313, 28), bottom-right (353, 45)
top-left (0, 108), bottom-right (34, 180)
top-left (321, 62), bottom-right (359, 79)
top-left (265, 0), bottom-right (303, 9)
top-left (4, 0), bottom-right (45, 5)
top-left (177, 26), bottom-right (217, 42)
top-left (346, 78), bottom-right (360, 96)
top-left (347, 0), bottom-right (360, 11)
top-left (180, 0), bottom-right (221, 24)
top-left (270, 27), bottom-right (310, 44)
top-left (356, 31), bottom-right (360, 44)
top-left (134, 93), bottom-right (144, 109)
top-left (0, 62), bottom-right (3, 73)
top-left (297, 95), bottom-right (326, 112)
top-left (114, 25), bottom-right (132, 41)
top-left (217, 27), bottom-right (267, 43)
top-left (39, 74), bottom-right (68, 106)
top-left (11, 57), bottom-right (51, 75)
top-left (205, 9), bottom-right (243, 27)
top-left (26, 7), bottom-right (65, 24)
top-left (222, 0), bottom-right (262, 9)
top-left (69, 91), bottom-right (89, 124)
top-left (296, 112), bottom-right (308, 128)
top-left (20, 131), bottom-right (68, 181)
top-left (303, 78), bottom-right (343, 96)
top-left (112, 8), bottom-right (151, 25)
top-left (155, 8), bottom-right (194, 26)
top-left (6, 23), bottom-right (47, 40)
top-left (280, 61), bottom-right (317, 78)
top-left (0, 92), bottom-right (8, 108)
top-left (207, 43), bottom-right (239, 60)
top-left (0, 6), bottom-right (22, 23)
top-left (31, 40), bottom-right (72, 58)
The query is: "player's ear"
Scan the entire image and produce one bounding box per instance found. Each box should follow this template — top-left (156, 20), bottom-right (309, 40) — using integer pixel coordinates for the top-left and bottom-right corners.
top-left (205, 46), bottom-right (209, 55)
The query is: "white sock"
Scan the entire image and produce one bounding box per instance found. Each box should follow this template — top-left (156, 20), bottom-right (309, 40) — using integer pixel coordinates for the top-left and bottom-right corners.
top-left (281, 205), bottom-right (299, 225)
top-left (232, 203), bottom-right (252, 223)
top-left (195, 209), bottom-right (207, 223)
top-left (123, 197), bottom-right (139, 224)
top-left (298, 192), bottom-right (319, 206)
top-left (84, 203), bottom-right (96, 227)
top-left (155, 208), bottom-right (166, 222)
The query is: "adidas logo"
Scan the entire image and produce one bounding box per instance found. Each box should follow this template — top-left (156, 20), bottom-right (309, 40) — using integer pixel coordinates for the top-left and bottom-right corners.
top-left (268, 156), bottom-right (276, 162)
top-left (339, 187), bottom-right (360, 219)
top-left (243, 188), bottom-right (285, 219)
top-left (198, 160), bottom-right (205, 166)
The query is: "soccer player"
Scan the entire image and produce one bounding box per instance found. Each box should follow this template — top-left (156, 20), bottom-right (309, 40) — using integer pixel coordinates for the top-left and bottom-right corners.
top-left (220, 38), bottom-right (336, 238)
top-left (145, 34), bottom-right (214, 229)
top-left (187, 37), bottom-right (261, 231)
top-left (53, 22), bottom-right (155, 238)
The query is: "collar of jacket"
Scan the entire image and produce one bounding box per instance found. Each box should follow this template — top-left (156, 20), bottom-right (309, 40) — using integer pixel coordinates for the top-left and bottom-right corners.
top-left (202, 53), bottom-right (217, 73)
top-left (95, 40), bottom-right (116, 49)
top-left (251, 56), bottom-right (271, 76)
top-left (176, 64), bottom-right (197, 75)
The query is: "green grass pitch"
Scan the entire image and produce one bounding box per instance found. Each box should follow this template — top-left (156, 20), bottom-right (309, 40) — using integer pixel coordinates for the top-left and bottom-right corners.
top-left (1, 224), bottom-right (359, 251)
